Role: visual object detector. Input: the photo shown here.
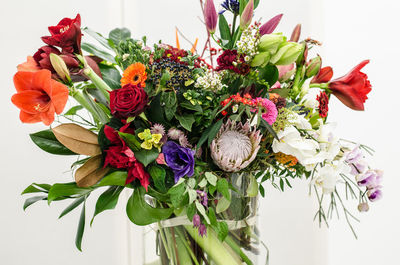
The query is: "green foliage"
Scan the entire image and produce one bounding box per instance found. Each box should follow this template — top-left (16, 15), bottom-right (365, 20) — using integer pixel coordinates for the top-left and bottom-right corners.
top-left (219, 14), bottom-right (231, 42)
top-left (109, 28), bottom-right (131, 45)
top-left (91, 186), bottom-right (124, 225)
top-left (149, 165), bottom-right (167, 193)
top-left (81, 43), bottom-right (116, 63)
top-left (64, 105), bottom-right (84, 116)
top-left (99, 63), bottom-right (122, 89)
top-left (134, 148), bottom-right (159, 167)
top-left (95, 171), bottom-right (128, 187)
top-left (75, 198), bottom-right (86, 251)
top-left (23, 196), bottom-right (47, 211)
top-left (22, 183), bottom-right (51, 195)
top-left (217, 178), bottom-right (231, 200)
top-left (59, 196), bottom-right (86, 219)
top-left (175, 113), bottom-right (195, 132)
top-left (161, 91), bottom-right (177, 121)
top-left (168, 182), bottom-right (186, 208)
top-left (48, 183), bottom-right (92, 204)
top-left (30, 130), bottom-right (76, 155)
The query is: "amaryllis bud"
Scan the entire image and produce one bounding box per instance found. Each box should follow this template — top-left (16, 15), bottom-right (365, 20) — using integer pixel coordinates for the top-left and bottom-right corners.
top-left (204, 0), bottom-right (218, 34)
top-left (49, 53), bottom-right (71, 82)
top-left (260, 14), bottom-right (283, 36)
top-left (250, 52), bottom-right (270, 67)
top-left (258, 33), bottom-right (286, 54)
top-left (277, 64), bottom-right (295, 81)
top-left (311, 66), bottom-right (333, 84)
top-left (270, 42), bottom-right (303, 65)
top-left (306, 55), bottom-right (322, 78)
top-left (240, 0), bottom-right (254, 30)
top-left (290, 24), bottom-right (302, 42)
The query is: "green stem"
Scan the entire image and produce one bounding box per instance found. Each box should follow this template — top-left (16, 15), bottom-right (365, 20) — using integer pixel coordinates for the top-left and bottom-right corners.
top-left (292, 64), bottom-right (303, 96)
top-left (175, 228), bottom-right (200, 265)
top-left (82, 89), bottom-right (109, 124)
top-left (309, 83), bottom-right (330, 90)
top-left (231, 14), bottom-right (238, 36)
top-left (224, 234), bottom-right (254, 265)
top-left (158, 223), bottom-right (174, 264)
top-left (83, 67), bottom-right (111, 102)
top-left (71, 90), bottom-right (101, 124)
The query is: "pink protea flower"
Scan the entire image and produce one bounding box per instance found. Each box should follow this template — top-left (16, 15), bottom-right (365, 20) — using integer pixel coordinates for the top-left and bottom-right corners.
top-left (253, 98), bottom-right (278, 125)
top-left (211, 120), bottom-right (262, 172)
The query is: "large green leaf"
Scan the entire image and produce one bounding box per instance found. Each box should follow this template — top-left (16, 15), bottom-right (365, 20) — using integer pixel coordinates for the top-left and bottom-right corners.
top-left (109, 28), bottom-right (131, 45)
top-left (83, 27), bottom-right (113, 50)
top-left (64, 105), bottom-right (83, 116)
top-left (75, 200), bottom-right (86, 251)
top-left (207, 119), bottom-right (224, 146)
top-left (148, 165), bottom-right (167, 193)
top-left (219, 14), bottom-right (231, 41)
top-left (161, 91), bottom-right (177, 121)
top-left (91, 186), bottom-right (124, 225)
top-left (180, 101), bottom-right (203, 113)
top-left (59, 196), bottom-right (86, 219)
top-left (258, 64), bottom-right (279, 86)
top-left (99, 64), bottom-right (122, 89)
top-left (48, 183), bottom-right (91, 204)
top-left (23, 196), bottom-right (47, 211)
top-left (126, 187), bottom-right (173, 226)
top-left (30, 130), bottom-right (76, 155)
top-left (134, 148), bottom-right (159, 167)
top-left (81, 43), bottom-right (116, 63)
top-left (217, 178), bottom-right (231, 201)
top-left (21, 183), bottom-right (51, 195)
top-left (95, 171), bottom-right (128, 187)
top-left (175, 113), bottom-right (195, 132)
top-left (168, 182), bottom-right (186, 208)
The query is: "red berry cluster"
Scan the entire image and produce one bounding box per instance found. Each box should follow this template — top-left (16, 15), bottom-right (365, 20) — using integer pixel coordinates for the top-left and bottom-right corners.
top-left (220, 93), bottom-right (255, 116)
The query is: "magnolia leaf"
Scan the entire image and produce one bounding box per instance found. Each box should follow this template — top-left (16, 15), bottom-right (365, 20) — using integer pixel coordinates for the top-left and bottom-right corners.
top-left (75, 155), bottom-right (110, 188)
top-left (52, 123), bottom-right (101, 156)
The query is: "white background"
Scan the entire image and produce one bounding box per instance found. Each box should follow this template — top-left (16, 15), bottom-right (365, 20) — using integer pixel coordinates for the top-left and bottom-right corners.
top-left (0, 0), bottom-right (399, 264)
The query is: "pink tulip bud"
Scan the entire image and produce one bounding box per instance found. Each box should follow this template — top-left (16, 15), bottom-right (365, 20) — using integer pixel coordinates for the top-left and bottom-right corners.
top-left (204, 0), bottom-right (218, 34)
top-left (240, 0), bottom-right (254, 30)
top-left (290, 24), bottom-right (302, 42)
top-left (260, 14), bottom-right (283, 36)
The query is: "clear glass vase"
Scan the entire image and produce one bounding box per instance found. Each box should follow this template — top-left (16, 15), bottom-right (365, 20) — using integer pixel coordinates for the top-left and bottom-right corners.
top-left (142, 172), bottom-right (262, 265)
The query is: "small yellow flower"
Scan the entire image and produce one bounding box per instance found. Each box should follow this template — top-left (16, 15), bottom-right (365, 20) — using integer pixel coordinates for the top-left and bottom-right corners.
top-left (138, 129), bottom-right (163, 150)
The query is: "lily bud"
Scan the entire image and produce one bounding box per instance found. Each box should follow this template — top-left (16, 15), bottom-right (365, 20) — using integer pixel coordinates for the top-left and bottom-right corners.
top-left (204, 0), bottom-right (218, 34)
top-left (49, 53), bottom-right (71, 82)
top-left (306, 55), bottom-right (322, 78)
top-left (290, 24), bottom-right (301, 42)
top-left (270, 42), bottom-right (303, 65)
top-left (258, 33), bottom-right (286, 54)
top-left (250, 52), bottom-right (270, 67)
top-left (240, 0), bottom-right (254, 30)
top-left (260, 14), bottom-right (283, 36)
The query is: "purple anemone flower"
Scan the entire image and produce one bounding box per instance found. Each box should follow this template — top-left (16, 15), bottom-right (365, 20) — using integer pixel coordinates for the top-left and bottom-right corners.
top-left (162, 141), bottom-right (195, 183)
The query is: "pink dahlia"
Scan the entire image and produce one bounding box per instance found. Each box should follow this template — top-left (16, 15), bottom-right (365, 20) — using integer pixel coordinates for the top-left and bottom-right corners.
top-left (253, 98), bottom-right (278, 125)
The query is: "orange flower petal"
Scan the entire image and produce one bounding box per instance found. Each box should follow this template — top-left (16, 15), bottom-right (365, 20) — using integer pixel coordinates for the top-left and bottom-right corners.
top-left (50, 80), bottom-right (69, 114)
top-left (11, 90), bottom-right (50, 114)
top-left (32, 70), bottom-right (52, 93)
top-left (17, 56), bottom-right (40, 72)
top-left (19, 111), bottom-right (42, 124)
top-left (40, 104), bottom-right (56, 126)
top-left (13, 71), bottom-right (35, 93)
top-left (120, 63), bottom-right (147, 87)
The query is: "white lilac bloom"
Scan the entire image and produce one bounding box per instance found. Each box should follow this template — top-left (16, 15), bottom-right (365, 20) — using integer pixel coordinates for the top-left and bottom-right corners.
top-left (313, 161), bottom-right (350, 194)
top-left (194, 69), bottom-right (225, 91)
top-left (211, 120), bottom-right (262, 172)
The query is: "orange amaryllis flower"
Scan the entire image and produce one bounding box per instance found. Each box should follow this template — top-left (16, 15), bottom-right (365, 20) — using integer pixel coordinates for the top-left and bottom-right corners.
top-left (11, 70), bottom-right (69, 126)
top-left (17, 56), bottom-right (40, 72)
top-left (120, 62), bottom-right (147, 87)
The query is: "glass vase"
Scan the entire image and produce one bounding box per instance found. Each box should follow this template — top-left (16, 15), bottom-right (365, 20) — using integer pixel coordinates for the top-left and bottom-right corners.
top-left (142, 172), bottom-right (263, 265)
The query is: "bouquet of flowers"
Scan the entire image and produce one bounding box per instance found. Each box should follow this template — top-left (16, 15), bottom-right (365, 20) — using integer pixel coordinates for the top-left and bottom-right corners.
top-left (13, 0), bottom-right (382, 264)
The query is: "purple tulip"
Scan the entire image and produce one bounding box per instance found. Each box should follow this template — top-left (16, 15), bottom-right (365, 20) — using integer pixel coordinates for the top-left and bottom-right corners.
top-left (240, 0), bottom-right (254, 30)
top-left (260, 14), bottom-right (283, 35)
top-left (162, 141), bottom-right (195, 183)
top-left (204, 0), bottom-right (218, 34)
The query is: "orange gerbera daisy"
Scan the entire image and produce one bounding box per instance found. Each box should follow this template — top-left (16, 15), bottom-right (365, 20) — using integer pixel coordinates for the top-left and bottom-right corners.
top-left (120, 62), bottom-right (147, 87)
top-left (11, 70), bottom-right (69, 126)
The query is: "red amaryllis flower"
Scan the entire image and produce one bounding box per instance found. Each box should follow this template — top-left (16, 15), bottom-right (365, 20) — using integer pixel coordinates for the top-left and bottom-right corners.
top-left (42, 14), bottom-right (82, 54)
top-left (316, 91), bottom-right (329, 118)
top-left (311, 66), bottom-right (333, 84)
top-left (329, 60), bottom-right (372, 111)
top-left (110, 84), bottom-right (149, 118)
top-left (11, 70), bottom-right (69, 125)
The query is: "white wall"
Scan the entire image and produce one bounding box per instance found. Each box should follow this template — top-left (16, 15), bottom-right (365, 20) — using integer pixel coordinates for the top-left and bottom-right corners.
top-left (1, 0), bottom-right (398, 264)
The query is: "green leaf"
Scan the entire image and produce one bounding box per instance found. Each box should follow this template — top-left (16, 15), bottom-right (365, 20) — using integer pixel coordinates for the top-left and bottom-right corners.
top-left (195, 201), bottom-right (210, 224)
top-left (280, 178), bottom-right (285, 191)
top-left (118, 132), bottom-right (141, 151)
top-left (168, 182), bottom-right (186, 208)
top-left (149, 165), bottom-right (167, 193)
top-left (258, 64), bottom-right (279, 86)
top-left (48, 183), bottom-right (91, 204)
top-left (30, 130), bottom-right (76, 155)
top-left (91, 186), bottom-right (124, 225)
top-left (161, 91), bottom-right (177, 121)
top-left (216, 196), bottom-right (231, 214)
top-left (217, 178), bottom-right (231, 200)
top-left (109, 28), bottom-right (131, 45)
top-left (21, 183), bottom-right (51, 195)
top-left (59, 196), bottom-right (86, 219)
top-left (134, 148), bottom-right (159, 167)
top-left (254, 0), bottom-right (260, 9)
top-left (205, 172), bottom-right (218, 186)
top-left (246, 174), bottom-right (258, 197)
top-left (197, 126), bottom-right (212, 150)
top-left (239, 0), bottom-right (248, 15)
top-left (180, 101), bottom-right (203, 113)
top-left (217, 221), bottom-right (229, 241)
top-left (95, 171), bottom-right (127, 187)
top-left (126, 187), bottom-right (173, 226)
top-left (83, 27), bottom-right (113, 50)
top-left (175, 113), bottom-right (195, 132)
top-left (99, 64), bottom-right (122, 89)
top-left (23, 196), bottom-right (47, 211)
top-left (207, 119), bottom-right (224, 146)
top-left (81, 43), bottom-right (116, 63)
top-left (260, 118), bottom-right (279, 140)
top-left (218, 14), bottom-right (231, 41)
top-left (259, 184), bottom-right (265, 197)
top-left (208, 208), bottom-right (218, 226)
top-left (186, 203), bottom-right (196, 221)
top-left (75, 200), bottom-right (86, 251)
top-left (64, 105), bottom-right (83, 116)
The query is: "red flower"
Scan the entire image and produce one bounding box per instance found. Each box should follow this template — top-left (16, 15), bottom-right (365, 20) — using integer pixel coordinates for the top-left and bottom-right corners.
top-left (329, 60), bottom-right (371, 111)
top-left (215, 49), bottom-right (250, 75)
top-left (110, 84), bottom-right (149, 118)
top-left (11, 70), bottom-right (69, 125)
top-left (316, 91), bottom-right (329, 118)
top-left (33, 46), bottom-right (61, 70)
top-left (311, 66), bottom-right (333, 84)
top-left (41, 14), bottom-right (82, 54)
top-left (128, 163), bottom-right (150, 191)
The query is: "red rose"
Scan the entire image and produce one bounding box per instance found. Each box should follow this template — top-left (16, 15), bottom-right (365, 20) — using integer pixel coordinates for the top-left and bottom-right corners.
top-left (41, 14), bottom-right (82, 54)
top-left (110, 84), bottom-right (149, 118)
top-left (104, 145), bottom-right (136, 169)
top-left (329, 60), bottom-right (371, 111)
top-left (127, 162), bottom-right (150, 191)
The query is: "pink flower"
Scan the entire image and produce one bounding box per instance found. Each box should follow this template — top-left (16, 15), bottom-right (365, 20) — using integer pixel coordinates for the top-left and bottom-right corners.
top-left (240, 0), bottom-right (254, 29)
top-left (253, 98), bottom-right (278, 125)
top-left (260, 14), bottom-right (283, 35)
top-left (204, 0), bottom-right (218, 34)
top-left (156, 153), bottom-right (166, 165)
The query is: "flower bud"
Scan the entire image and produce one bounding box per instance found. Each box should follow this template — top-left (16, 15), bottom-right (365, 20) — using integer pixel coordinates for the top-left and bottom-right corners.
top-left (270, 42), bottom-right (303, 65)
top-left (290, 24), bottom-right (302, 42)
top-left (240, 0), bottom-right (254, 30)
top-left (250, 52), bottom-right (270, 67)
top-left (204, 0), bottom-right (218, 34)
top-left (260, 14), bottom-right (283, 36)
top-left (258, 33), bottom-right (286, 54)
top-left (357, 202), bottom-right (370, 212)
top-left (306, 55), bottom-right (322, 78)
top-left (49, 53), bottom-right (71, 82)
top-left (277, 64), bottom-right (295, 81)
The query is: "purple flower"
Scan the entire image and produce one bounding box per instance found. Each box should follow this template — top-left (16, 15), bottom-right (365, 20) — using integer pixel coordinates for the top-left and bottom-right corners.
top-left (368, 188), bottom-right (383, 202)
top-left (220, 0), bottom-right (240, 15)
top-left (260, 14), bottom-right (283, 36)
top-left (357, 170), bottom-right (383, 189)
top-left (204, 0), bottom-right (218, 34)
top-left (197, 190), bottom-right (208, 207)
top-left (199, 224), bottom-right (207, 237)
top-left (162, 141), bottom-right (195, 183)
top-left (345, 146), bottom-right (367, 175)
top-left (192, 214), bottom-right (201, 228)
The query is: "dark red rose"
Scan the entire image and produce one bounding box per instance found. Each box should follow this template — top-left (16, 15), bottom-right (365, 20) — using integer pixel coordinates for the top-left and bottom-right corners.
top-left (316, 91), bottom-right (329, 118)
top-left (110, 84), bottom-right (149, 118)
top-left (127, 162), bottom-right (150, 191)
top-left (329, 60), bottom-right (372, 111)
top-left (41, 14), bottom-right (82, 54)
